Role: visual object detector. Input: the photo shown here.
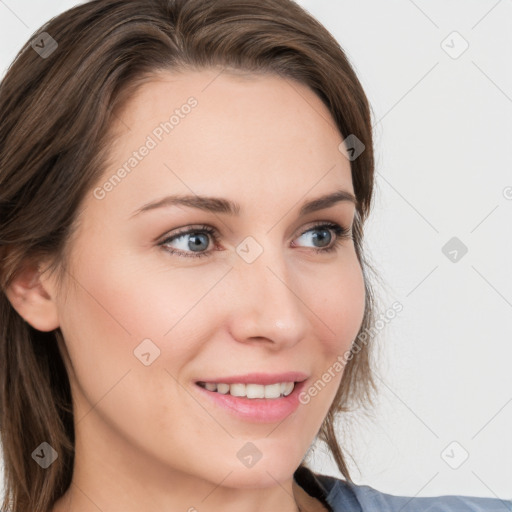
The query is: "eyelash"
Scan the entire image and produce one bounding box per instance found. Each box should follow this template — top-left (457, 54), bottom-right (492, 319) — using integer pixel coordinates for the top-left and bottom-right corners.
top-left (158, 221), bottom-right (352, 259)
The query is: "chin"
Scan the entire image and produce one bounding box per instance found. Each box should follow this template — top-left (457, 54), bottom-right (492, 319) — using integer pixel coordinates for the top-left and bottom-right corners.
top-left (216, 449), bottom-right (303, 489)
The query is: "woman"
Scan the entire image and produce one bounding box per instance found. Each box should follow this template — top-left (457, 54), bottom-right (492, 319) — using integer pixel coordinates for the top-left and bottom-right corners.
top-left (0, 1), bottom-right (510, 511)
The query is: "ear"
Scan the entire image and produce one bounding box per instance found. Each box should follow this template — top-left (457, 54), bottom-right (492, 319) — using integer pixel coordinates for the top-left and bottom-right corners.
top-left (5, 261), bottom-right (60, 332)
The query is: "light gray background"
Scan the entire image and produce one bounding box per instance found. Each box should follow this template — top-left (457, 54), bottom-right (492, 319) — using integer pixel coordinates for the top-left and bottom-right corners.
top-left (0, 0), bottom-right (510, 501)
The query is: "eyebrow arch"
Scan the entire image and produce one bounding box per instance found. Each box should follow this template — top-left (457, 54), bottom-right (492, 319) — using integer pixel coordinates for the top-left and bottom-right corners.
top-left (130, 189), bottom-right (357, 218)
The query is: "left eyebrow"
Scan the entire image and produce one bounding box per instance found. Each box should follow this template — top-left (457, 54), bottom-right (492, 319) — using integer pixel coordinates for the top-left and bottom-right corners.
top-left (129, 189), bottom-right (357, 219)
top-left (299, 189), bottom-right (357, 215)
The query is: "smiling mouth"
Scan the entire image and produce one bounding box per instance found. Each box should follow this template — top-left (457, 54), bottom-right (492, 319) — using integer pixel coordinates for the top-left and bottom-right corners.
top-left (196, 381), bottom-right (296, 399)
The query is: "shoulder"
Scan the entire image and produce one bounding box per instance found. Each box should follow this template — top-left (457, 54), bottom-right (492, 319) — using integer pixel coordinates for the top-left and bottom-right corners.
top-left (295, 466), bottom-right (512, 512)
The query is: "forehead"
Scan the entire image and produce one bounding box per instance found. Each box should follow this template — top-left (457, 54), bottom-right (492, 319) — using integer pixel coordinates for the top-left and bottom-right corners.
top-left (110, 67), bottom-right (344, 160)
top-left (91, 68), bottom-right (354, 219)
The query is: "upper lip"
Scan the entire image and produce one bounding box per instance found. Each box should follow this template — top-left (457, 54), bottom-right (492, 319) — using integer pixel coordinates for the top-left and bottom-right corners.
top-left (196, 372), bottom-right (308, 385)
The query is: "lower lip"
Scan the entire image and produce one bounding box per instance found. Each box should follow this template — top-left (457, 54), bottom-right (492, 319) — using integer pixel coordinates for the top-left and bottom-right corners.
top-left (194, 381), bottom-right (307, 423)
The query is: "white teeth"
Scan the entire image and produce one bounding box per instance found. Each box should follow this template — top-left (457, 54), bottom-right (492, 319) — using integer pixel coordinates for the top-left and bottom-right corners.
top-left (199, 381), bottom-right (295, 399)
top-left (216, 383), bottom-right (229, 394)
top-left (229, 383), bottom-right (246, 397)
top-left (282, 382), bottom-right (294, 396)
top-left (264, 383), bottom-right (281, 399)
top-left (246, 384), bottom-right (265, 399)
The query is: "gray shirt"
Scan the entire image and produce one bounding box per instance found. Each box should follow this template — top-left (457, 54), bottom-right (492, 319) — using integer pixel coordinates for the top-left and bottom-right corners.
top-left (294, 465), bottom-right (512, 511)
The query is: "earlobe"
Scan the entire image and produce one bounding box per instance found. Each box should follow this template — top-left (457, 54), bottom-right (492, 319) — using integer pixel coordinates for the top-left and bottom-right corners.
top-left (5, 262), bottom-right (60, 332)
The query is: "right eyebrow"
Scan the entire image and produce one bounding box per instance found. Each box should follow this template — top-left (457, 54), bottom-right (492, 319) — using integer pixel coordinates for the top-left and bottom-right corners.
top-left (129, 189), bottom-right (357, 219)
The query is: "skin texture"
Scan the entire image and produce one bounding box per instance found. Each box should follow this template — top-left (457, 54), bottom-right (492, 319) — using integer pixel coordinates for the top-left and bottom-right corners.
top-left (8, 68), bottom-right (365, 512)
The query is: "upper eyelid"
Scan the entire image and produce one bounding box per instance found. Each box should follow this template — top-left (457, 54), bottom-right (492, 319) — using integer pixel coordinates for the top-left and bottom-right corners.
top-left (163, 220), bottom-right (346, 235)
top-left (159, 220), bottom-right (350, 246)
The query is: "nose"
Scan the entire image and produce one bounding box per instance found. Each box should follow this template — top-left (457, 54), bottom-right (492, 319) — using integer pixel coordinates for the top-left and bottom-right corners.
top-left (225, 242), bottom-right (309, 350)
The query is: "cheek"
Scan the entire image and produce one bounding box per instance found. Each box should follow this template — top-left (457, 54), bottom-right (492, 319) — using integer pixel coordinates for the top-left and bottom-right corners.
top-left (65, 244), bottom-right (221, 339)
top-left (297, 260), bottom-right (364, 419)
top-left (304, 255), bottom-right (366, 357)
top-left (57, 248), bottom-right (230, 390)
top-left (55, 252), bottom-right (207, 440)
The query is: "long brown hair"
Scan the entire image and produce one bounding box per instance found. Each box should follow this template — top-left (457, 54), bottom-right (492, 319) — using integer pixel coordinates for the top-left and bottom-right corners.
top-left (0, 1), bottom-right (378, 510)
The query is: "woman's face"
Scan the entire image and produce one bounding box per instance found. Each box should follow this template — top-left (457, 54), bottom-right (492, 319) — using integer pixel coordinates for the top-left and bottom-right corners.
top-left (44, 68), bottom-right (365, 495)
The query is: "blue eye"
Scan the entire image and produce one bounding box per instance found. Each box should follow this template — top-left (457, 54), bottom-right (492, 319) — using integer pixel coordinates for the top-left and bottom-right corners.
top-left (159, 225), bottom-right (218, 259)
top-left (293, 223), bottom-right (344, 252)
top-left (158, 222), bottom-right (352, 259)
top-left (297, 222), bottom-right (352, 254)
